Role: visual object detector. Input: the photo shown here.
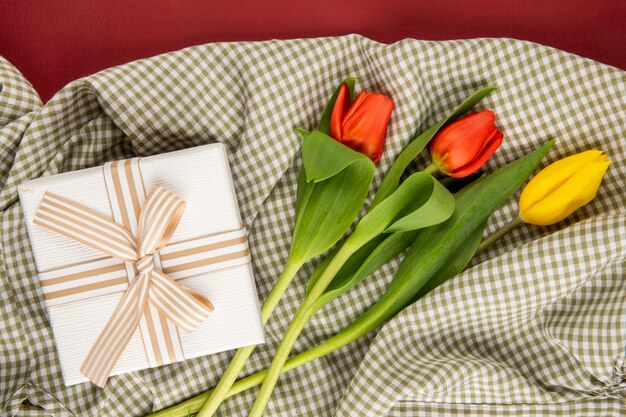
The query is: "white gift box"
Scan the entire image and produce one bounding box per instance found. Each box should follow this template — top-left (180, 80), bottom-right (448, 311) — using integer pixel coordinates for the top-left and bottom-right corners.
top-left (18, 144), bottom-right (264, 386)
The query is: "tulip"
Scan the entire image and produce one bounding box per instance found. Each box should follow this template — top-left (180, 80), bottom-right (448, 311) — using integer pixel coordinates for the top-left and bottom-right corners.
top-left (428, 110), bottom-right (504, 178)
top-left (478, 149), bottom-right (610, 251)
top-left (519, 150), bottom-right (610, 225)
top-left (330, 83), bottom-right (394, 163)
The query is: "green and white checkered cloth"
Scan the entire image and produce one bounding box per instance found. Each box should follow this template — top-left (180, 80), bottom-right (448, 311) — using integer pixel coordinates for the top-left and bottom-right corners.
top-left (1, 36), bottom-right (625, 416)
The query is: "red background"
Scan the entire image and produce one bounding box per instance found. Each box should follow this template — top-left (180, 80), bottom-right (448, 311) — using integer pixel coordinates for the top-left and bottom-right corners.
top-left (1, 0), bottom-right (625, 102)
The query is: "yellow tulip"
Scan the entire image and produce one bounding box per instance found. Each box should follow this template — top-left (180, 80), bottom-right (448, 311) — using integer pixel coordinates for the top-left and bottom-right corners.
top-left (519, 150), bottom-right (610, 226)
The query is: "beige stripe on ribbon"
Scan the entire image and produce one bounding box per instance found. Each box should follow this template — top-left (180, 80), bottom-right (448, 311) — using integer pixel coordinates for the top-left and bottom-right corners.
top-left (33, 165), bottom-right (217, 387)
top-left (103, 159), bottom-right (180, 369)
top-left (38, 229), bottom-right (250, 304)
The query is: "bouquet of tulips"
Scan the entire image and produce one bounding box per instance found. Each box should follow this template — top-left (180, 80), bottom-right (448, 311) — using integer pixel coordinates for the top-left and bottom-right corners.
top-left (149, 80), bottom-right (610, 417)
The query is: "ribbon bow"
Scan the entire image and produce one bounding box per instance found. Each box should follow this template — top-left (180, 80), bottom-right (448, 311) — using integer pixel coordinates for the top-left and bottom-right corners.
top-left (34, 186), bottom-right (214, 386)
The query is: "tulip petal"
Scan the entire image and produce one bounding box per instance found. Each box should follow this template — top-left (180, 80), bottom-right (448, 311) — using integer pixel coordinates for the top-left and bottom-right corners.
top-left (519, 150), bottom-right (607, 217)
top-left (330, 83), bottom-right (350, 141)
top-left (520, 159), bottom-right (610, 225)
top-left (341, 91), bottom-right (368, 126)
top-left (448, 128), bottom-right (503, 178)
top-left (341, 93), bottom-right (394, 163)
top-left (430, 110), bottom-right (496, 173)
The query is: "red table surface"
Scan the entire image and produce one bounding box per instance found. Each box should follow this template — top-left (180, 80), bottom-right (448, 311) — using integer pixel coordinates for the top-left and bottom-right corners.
top-left (1, 0), bottom-right (625, 102)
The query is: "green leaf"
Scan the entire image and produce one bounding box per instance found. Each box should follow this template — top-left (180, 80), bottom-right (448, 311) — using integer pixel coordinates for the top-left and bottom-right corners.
top-left (410, 219), bottom-right (487, 303)
top-left (385, 175), bottom-right (455, 232)
top-left (295, 128), bottom-right (310, 138)
top-left (372, 86), bottom-right (497, 207)
top-left (318, 78), bottom-right (356, 135)
top-left (307, 231), bottom-right (418, 314)
top-left (288, 153), bottom-right (375, 264)
top-left (295, 167), bottom-right (312, 213)
top-left (302, 130), bottom-right (374, 183)
top-left (349, 173), bottom-right (455, 244)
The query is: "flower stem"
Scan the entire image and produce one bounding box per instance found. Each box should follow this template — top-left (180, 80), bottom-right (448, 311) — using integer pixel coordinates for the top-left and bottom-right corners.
top-left (477, 217), bottom-right (523, 252)
top-left (248, 307), bottom-right (314, 417)
top-left (146, 291), bottom-right (384, 417)
top-left (247, 242), bottom-right (357, 417)
top-left (423, 161), bottom-right (439, 175)
top-left (195, 259), bottom-right (303, 417)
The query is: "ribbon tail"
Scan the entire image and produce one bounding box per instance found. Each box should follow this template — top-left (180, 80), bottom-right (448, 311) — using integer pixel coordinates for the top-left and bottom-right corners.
top-left (80, 273), bottom-right (151, 387)
top-left (148, 270), bottom-right (214, 332)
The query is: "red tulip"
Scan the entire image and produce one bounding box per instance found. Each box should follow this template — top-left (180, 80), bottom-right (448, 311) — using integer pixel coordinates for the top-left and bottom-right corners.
top-left (330, 83), bottom-right (394, 163)
top-left (429, 110), bottom-right (504, 178)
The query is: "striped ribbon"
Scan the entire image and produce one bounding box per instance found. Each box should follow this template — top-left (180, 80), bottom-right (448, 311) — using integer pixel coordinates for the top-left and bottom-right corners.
top-left (33, 158), bottom-right (248, 387)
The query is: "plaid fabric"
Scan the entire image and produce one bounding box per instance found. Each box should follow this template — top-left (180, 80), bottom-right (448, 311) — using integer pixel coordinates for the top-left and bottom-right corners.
top-left (1, 36), bottom-right (624, 417)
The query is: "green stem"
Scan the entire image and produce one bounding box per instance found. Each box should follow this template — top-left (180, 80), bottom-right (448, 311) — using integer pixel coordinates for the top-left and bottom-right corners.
top-left (195, 259), bottom-right (303, 417)
top-left (248, 308), bottom-right (314, 417)
top-left (227, 317), bottom-right (370, 397)
top-left (422, 162), bottom-right (439, 175)
top-left (477, 217), bottom-right (523, 252)
top-left (247, 242), bottom-right (357, 417)
top-left (146, 294), bottom-right (386, 417)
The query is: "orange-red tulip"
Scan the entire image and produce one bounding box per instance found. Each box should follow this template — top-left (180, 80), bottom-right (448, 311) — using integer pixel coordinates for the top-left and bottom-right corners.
top-left (330, 83), bottom-right (394, 163)
top-left (429, 110), bottom-right (504, 178)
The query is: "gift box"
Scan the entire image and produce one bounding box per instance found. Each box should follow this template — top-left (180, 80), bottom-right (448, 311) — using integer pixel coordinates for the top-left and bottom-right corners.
top-left (18, 143), bottom-right (264, 386)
